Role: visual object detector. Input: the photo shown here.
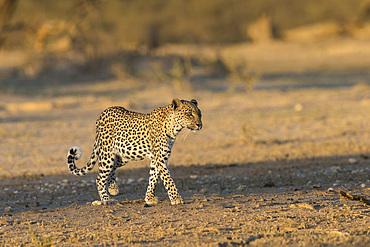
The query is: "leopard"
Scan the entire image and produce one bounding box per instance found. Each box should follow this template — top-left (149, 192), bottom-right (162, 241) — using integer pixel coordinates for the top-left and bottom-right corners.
top-left (67, 98), bottom-right (202, 205)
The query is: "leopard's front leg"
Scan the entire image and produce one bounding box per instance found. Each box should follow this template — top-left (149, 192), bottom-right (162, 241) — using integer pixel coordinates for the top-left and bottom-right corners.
top-left (155, 157), bottom-right (184, 205)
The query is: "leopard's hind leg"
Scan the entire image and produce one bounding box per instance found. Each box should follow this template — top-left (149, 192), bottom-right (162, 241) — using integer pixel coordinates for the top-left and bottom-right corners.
top-left (145, 160), bottom-right (159, 205)
top-left (108, 155), bottom-right (127, 196)
top-left (93, 150), bottom-right (117, 205)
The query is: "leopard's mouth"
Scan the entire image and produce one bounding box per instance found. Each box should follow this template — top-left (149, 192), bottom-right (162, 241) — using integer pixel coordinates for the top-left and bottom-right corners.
top-left (188, 124), bottom-right (202, 132)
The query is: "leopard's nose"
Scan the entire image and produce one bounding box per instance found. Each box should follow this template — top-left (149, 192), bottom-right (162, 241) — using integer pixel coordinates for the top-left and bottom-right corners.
top-left (196, 123), bottom-right (202, 129)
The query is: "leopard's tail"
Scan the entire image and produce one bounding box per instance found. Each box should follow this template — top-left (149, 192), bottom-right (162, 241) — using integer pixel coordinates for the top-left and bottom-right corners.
top-left (67, 141), bottom-right (98, 176)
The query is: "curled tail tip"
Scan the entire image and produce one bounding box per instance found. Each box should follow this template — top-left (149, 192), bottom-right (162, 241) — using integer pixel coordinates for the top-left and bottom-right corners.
top-left (69, 146), bottom-right (82, 160)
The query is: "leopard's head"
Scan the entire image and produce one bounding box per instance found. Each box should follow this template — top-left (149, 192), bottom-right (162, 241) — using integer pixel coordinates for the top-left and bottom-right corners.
top-left (172, 98), bottom-right (202, 132)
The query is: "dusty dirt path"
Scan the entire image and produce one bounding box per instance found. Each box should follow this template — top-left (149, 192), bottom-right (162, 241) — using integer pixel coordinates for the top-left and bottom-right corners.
top-left (1, 156), bottom-right (369, 246)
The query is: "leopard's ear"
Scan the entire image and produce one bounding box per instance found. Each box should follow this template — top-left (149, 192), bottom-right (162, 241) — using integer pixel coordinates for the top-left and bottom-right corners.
top-left (172, 98), bottom-right (182, 109)
top-left (190, 99), bottom-right (198, 106)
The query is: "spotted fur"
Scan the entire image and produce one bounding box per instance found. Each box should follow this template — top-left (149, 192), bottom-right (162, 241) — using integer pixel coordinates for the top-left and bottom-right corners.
top-left (67, 98), bottom-right (202, 205)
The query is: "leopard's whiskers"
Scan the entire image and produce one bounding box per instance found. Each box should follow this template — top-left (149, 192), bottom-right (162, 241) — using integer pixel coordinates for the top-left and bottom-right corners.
top-left (183, 129), bottom-right (191, 143)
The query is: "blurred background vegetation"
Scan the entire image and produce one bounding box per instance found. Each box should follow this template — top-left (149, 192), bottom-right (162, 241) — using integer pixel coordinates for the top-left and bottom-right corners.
top-left (1, 0), bottom-right (370, 93)
top-left (1, 0), bottom-right (369, 50)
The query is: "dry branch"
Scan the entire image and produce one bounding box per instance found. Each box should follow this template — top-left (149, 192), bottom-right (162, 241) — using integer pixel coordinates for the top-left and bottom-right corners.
top-left (339, 190), bottom-right (370, 207)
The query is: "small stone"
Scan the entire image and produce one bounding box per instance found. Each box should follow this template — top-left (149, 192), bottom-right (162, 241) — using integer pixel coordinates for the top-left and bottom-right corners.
top-left (237, 185), bottom-right (246, 192)
top-left (189, 175), bottom-right (198, 179)
top-left (351, 169), bottom-right (364, 174)
top-left (263, 181), bottom-right (275, 187)
top-left (327, 188), bottom-right (335, 192)
top-left (290, 203), bottom-right (315, 210)
top-left (360, 183), bottom-right (366, 188)
top-left (91, 201), bottom-right (102, 206)
top-left (126, 178), bottom-right (135, 184)
top-left (231, 207), bottom-right (240, 212)
top-left (4, 206), bottom-right (12, 213)
top-left (330, 166), bottom-right (341, 173)
top-left (200, 188), bottom-right (208, 194)
top-left (333, 183), bottom-right (339, 186)
top-left (348, 158), bottom-right (358, 164)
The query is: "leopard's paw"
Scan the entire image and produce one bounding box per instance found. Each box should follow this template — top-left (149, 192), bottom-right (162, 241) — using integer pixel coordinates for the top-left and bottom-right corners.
top-left (108, 182), bottom-right (119, 196)
top-left (91, 200), bottom-right (103, 206)
top-left (171, 196), bottom-right (184, 205)
top-left (91, 200), bottom-right (116, 206)
top-left (145, 196), bottom-right (159, 205)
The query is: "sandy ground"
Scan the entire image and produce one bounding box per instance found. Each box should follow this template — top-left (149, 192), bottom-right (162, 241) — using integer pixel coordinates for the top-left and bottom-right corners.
top-left (0, 159), bottom-right (369, 246)
top-left (0, 40), bottom-right (370, 246)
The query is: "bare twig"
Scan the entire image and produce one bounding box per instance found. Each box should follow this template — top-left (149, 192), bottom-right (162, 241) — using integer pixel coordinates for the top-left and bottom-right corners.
top-left (339, 190), bottom-right (370, 207)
